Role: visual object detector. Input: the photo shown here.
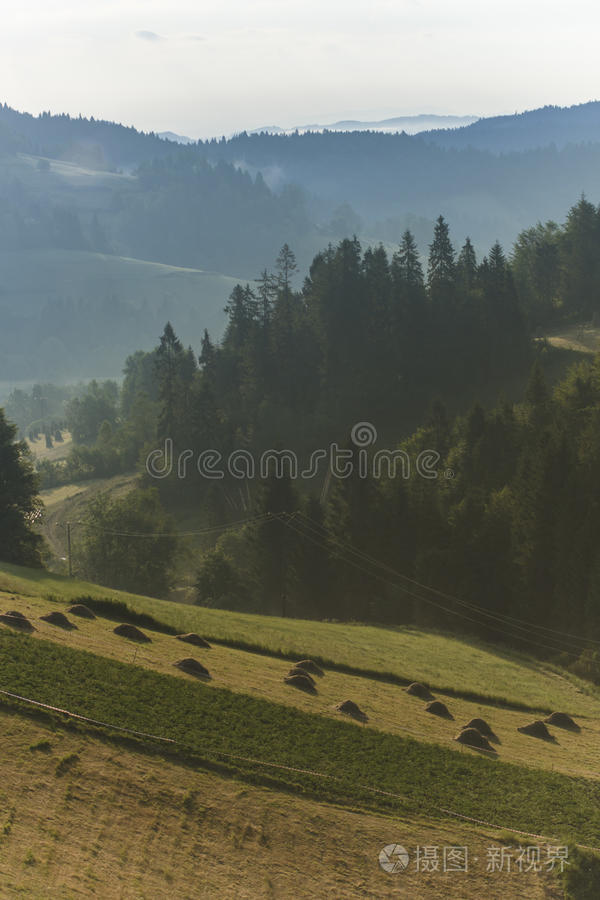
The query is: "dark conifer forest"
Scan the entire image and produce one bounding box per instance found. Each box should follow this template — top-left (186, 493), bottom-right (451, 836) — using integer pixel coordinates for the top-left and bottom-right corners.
top-left (23, 195), bottom-right (600, 682)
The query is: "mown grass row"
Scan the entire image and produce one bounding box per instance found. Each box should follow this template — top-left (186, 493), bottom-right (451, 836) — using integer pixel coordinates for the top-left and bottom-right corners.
top-left (1, 629), bottom-right (599, 846)
top-left (72, 594), bottom-right (550, 712)
top-left (2, 562), bottom-right (596, 714)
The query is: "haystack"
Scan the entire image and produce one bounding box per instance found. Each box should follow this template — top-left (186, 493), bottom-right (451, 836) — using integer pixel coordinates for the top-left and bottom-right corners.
top-left (463, 717), bottom-right (498, 740)
top-left (335, 699), bottom-right (368, 722)
top-left (287, 665), bottom-right (316, 684)
top-left (176, 633), bottom-right (211, 648)
top-left (174, 658), bottom-right (210, 678)
top-left (284, 673), bottom-right (317, 693)
top-left (517, 720), bottom-right (554, 740)
top-left (67, 604), bottom-right (96, 619)
top-left (455, 727), bottom-right (495, 751)
top-left (294, 659), bottom-right (324, 677)
top-left (0, 611), bottom-right (35, 631)
top-left (425, 700), bottom-right (453, 719)
top-left (113, 623), bottom-right (151, 642)
top-left (544, 712), bottom-right (580, 731)
top-left (40, 611), bottom-right (77, 629)
top-left (405, 682), bottom-right (434, 700)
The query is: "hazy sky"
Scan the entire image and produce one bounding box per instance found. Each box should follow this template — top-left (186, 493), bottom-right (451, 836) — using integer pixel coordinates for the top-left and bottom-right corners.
top-left (1, 0), bottom-right (598, 138)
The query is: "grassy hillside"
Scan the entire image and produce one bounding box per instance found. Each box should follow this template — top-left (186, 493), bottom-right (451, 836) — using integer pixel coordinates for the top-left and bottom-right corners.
top-left (0, 708), bottom-right (559, 899)
top-left (546, 325), bottom-right (600, 356)
top-left (3, 627), bottom-right (600, 846)
top-left (1, 580), bottom-right (599, 785)
top-left (0, 248), bottom-right (238, 321)
top-left (1, 560), bottom-right (599, 896)
top-left (0, 248), bottom-right (238, 379)
top-left (1, 561), bottom-right (596, 715)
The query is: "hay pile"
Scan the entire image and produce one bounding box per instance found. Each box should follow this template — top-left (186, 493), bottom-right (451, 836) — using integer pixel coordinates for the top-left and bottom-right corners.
top-left (174, 658), bottom-right (210, 678)
top-left (0, 610), bottom-right (35, 631)
top-left (176, 633), bottom-right (211, 648)
top-left (405, 682), bottom-right (434, 700)
top-left (284, 673), bottom-right (317, 693)
top-left (517, 720), bottom-right (553, 740)
top-left (455, 727), bottom-right (495, 751)
top-left (287, 665), bottom-right (316, 681)
top-left (464, 717), bottom-right (498, 740)
top-left (335, 699), bottom-right (368, 722)
top-left (294, 659), bottom-right (324, 677)
top-left (113, 623), bottom-right (151, 643)
top-left (425, 700), bottom-right (453, 719)
top-left (544, 711), bottom-right (580, 731)
top-left (40, 611), bottom-right (77, 630)
top-left (67, 604), bottom-right (96, 619)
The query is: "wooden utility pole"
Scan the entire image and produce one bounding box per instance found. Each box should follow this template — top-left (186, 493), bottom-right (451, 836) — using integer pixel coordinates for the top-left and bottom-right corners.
top-left (66, 522), bottom-right (73, 577)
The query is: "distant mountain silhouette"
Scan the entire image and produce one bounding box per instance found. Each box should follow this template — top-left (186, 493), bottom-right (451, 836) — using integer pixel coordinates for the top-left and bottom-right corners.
top-left (421, 101), bottom-right (600, 152)
top-left (158, 131), bottom-right (196, 144)
top-left (248, 114), bottom-right (478, 136)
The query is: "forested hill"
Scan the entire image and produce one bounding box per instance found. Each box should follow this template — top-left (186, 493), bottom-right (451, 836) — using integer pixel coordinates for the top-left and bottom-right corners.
top-left (420, 101), bottom-right (600, 153)
top-left (0, 103), bottom-right (176, 169)
top-left (4, 101), bottom-right (600, 251)
top-left (199, 128), bottom-right (600, 247)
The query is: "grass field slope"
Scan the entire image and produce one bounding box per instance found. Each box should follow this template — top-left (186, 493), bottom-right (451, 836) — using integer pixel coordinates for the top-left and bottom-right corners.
top-left (0, 248), bottom-right (238, 379)
top-left (0, 708), bottom-right (561, 899)
top-left (1, 562), bottom-right (600, 859)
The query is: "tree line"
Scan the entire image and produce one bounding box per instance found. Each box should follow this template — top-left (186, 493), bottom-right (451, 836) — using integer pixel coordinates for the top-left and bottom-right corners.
top-left (6, 203), bottom-right (600, 680)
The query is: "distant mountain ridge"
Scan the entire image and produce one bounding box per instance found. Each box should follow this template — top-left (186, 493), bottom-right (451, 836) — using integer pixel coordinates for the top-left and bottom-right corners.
top-left (248, 114), bottom-right (479, 136)
top-left (157, 131), bottom-right (195, 144)
top-left (420, 100), bottom-right (600, 152)
top-left (0, 103), bottom-right (175, 169)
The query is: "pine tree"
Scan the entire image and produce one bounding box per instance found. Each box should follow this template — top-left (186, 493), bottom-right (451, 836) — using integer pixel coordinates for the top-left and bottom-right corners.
top-left (457, 237), bottom-right (477, 293)
top-left (0, 409), bottom-right (42, 565)
top-left (560, 196), bottom-right (600, 318)
top-left (249, 473), bottom-right (297, 614)
top-left (255, 269), bottom-right (277, 326)
top-left (155, 322), bottom-right (184, 440)
top-left (392, 230), bottom-right (424, 291)
top-left (524, 361), bottom-right (551, 428)
top-left (276, 244), bottom-right (297, 295)
top-left (427, 215), bottom-right (456, 303)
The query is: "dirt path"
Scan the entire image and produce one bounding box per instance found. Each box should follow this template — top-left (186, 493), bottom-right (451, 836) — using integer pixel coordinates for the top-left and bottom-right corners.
top-left (39, 472), bottom-right (139, 570)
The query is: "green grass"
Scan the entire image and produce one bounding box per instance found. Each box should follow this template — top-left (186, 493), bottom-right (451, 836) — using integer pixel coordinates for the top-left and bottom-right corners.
top-left (1, 629), bottom-right (600, 847)
top-left (1, 561), bottom-right (598, 715)
top-left (0, 248), bottom-right (238, 330)
top-left (4, 584), bottom-right (600, 781)
top-left (0, 708), bottom-right (560, 900)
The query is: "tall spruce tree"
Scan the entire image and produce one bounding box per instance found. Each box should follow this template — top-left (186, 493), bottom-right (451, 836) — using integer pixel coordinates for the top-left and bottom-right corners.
top-left (0, 409), bottom-right (42, 566)
top-left (427, 215), bottom-right (456, 304)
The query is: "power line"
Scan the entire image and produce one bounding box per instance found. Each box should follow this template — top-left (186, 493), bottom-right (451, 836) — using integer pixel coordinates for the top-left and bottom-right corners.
top-left (273, 512), bottom-right (586, 660)
top-left (292, 509), bottom-right (600, 654)
top-left (59, 512), bottom-right (270, 539)
top-left (1, 686), bottom-right (597, 852)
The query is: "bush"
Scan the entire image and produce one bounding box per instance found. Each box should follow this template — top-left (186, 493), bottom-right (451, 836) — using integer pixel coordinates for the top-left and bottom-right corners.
top-left (196, 549), bottom-right (246, 609)
top-left (570, 649), bottom-right (600, 684)
top-left (564, 846), bottom-right (600, 899)
top-left (79, 488), bottom-right (178, 597)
